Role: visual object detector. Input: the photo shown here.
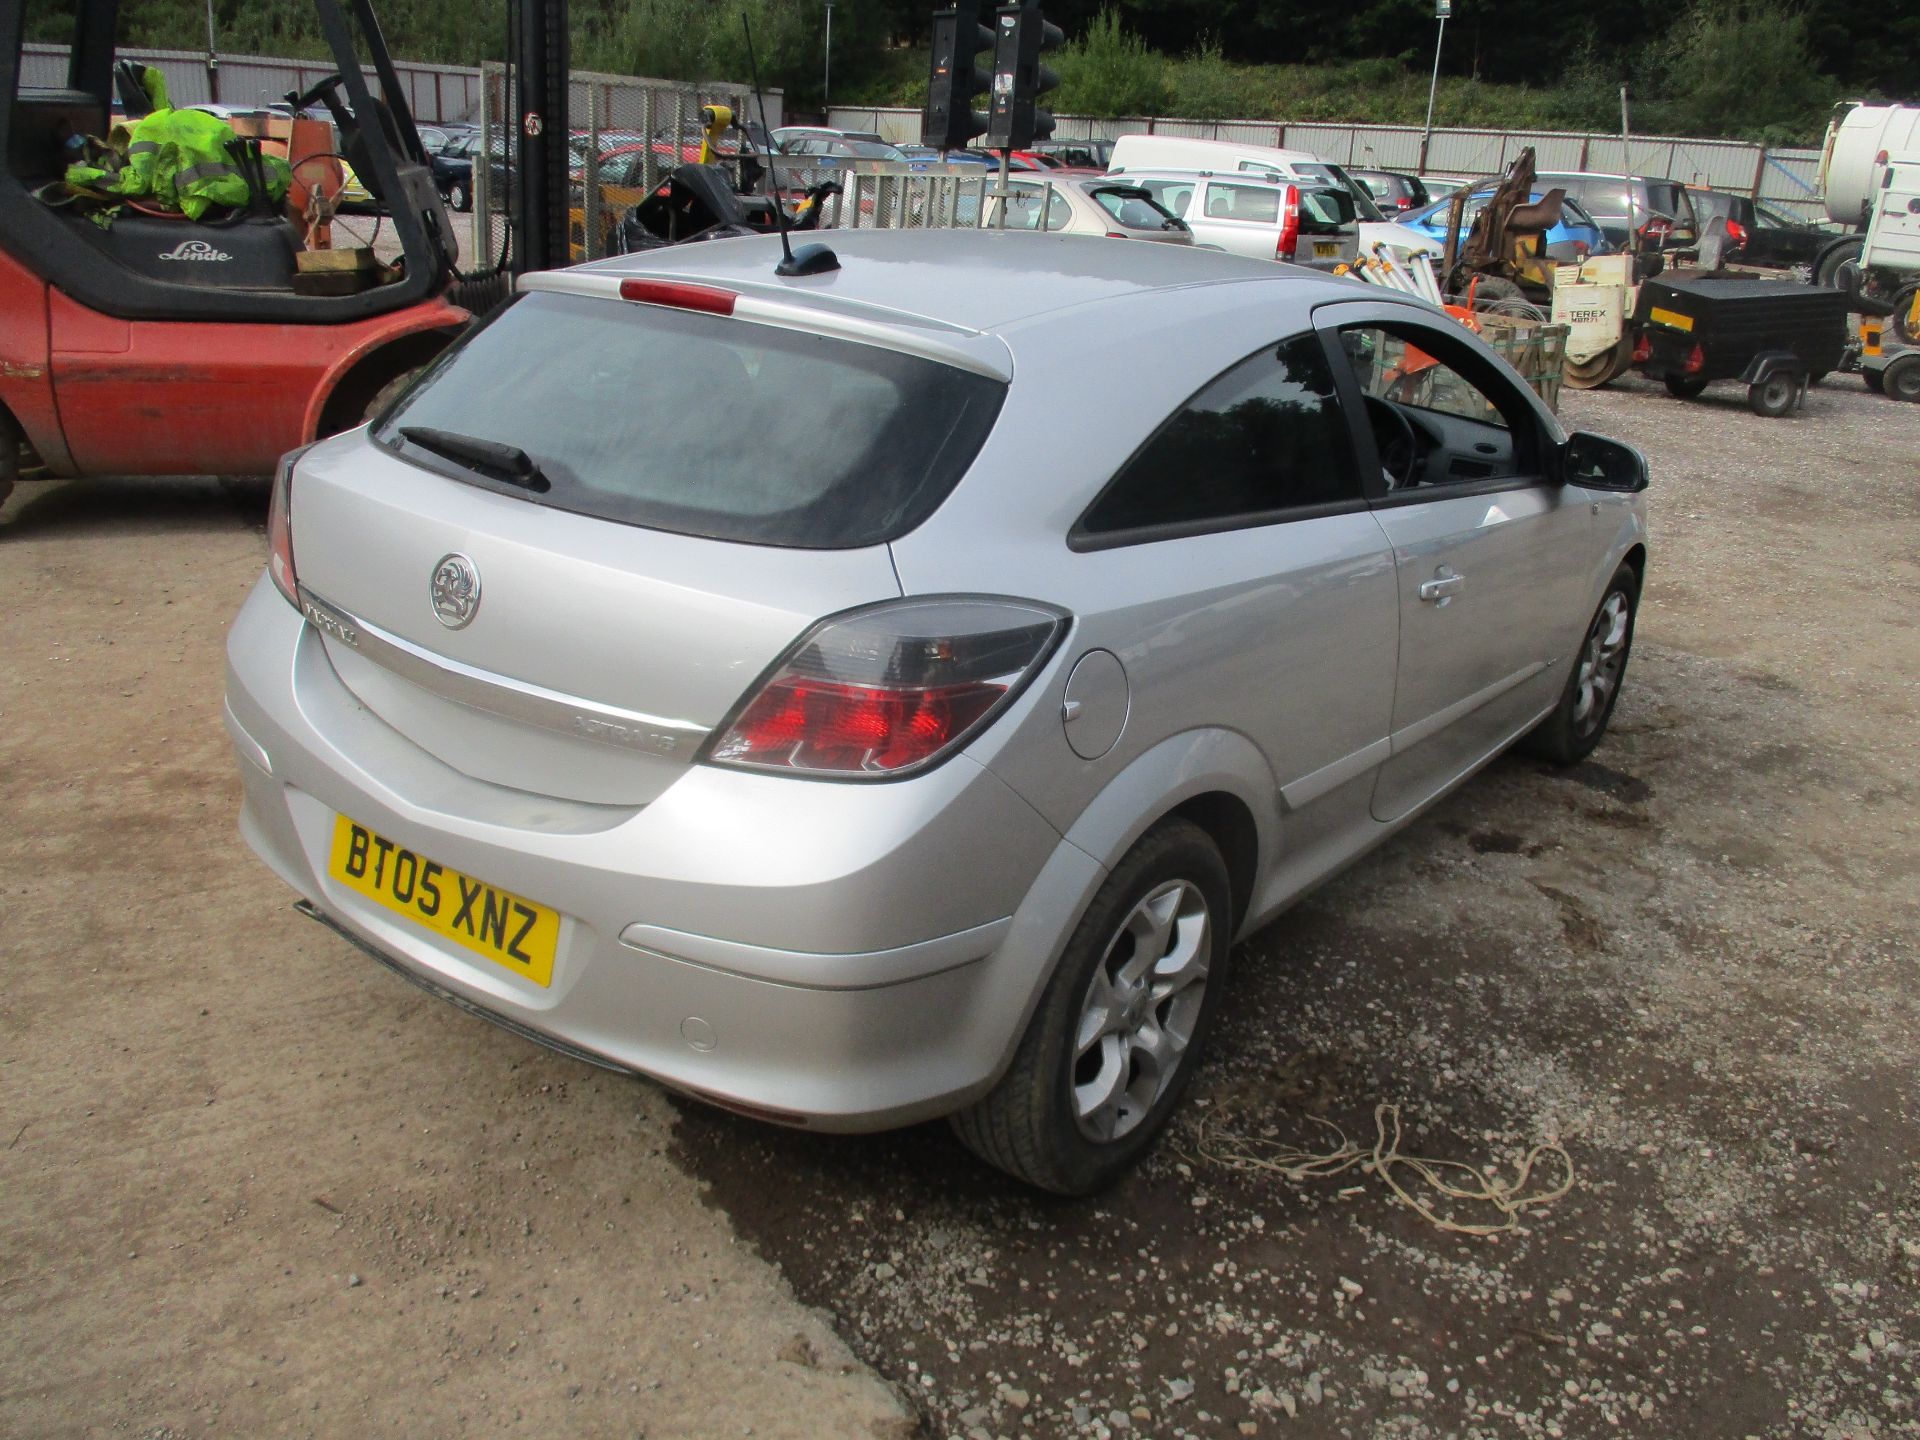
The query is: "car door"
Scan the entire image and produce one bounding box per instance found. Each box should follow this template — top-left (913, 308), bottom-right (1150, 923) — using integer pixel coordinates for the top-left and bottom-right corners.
top-left (1191, 179), bottom-right (1285, 260)
top-left (1042, 330), bottom-right (1401, 878)
top-left (1315, 301), bottom-right (1596, 824)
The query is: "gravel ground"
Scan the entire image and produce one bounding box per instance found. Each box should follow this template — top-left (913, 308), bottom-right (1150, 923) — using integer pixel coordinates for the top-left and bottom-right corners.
top-left (2, 356), bottom-right (1916, 1440)
top-left (669, 371), bottom-right (1920, 1440)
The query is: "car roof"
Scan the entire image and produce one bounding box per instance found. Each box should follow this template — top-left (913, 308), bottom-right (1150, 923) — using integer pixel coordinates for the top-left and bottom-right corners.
top-left (1119, 168), bottom-right (1293, 187)
top-left (564, 229), bottom-right (1343, 337)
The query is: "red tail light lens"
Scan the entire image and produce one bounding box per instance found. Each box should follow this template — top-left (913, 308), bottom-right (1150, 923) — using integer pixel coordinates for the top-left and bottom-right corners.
top-left (1277, 184), bottom-right (1301, 260)
top-left (1632, 331), bottom-right (1652, 363)
top-left (266, 446), bottom-right (306, 606)
top-left (618, 278), bottom-right (737, 315)
top-left (1684, 342), bottom-right (1706, 375)
top-left (707, 599), bottom-right (1068, 779)
top-left (1725, 219), bottom-right (1747, 245)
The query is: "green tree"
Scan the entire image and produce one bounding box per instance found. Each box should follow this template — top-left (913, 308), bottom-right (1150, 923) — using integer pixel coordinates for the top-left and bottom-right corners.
top-left (1055, 7), bottom-right (1172, 118)
top-left (1650, 0), bottom-right (1832, 142)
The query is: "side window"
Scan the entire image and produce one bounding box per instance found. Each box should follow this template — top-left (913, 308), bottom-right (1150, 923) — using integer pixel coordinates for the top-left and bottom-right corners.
top-left (1079, 334), bottom-right (1359, 539)
top-left (1344, 326), bottom-right (1511, 429)
top-left (1047, 191), bottom-right (1073, 231)
top-left (1143, 180), bottom-right (1192, 217)
top-left (1205, 183), bottom-right (1280, 224)
top-left (1338, 323), bottom-right (1537, 490)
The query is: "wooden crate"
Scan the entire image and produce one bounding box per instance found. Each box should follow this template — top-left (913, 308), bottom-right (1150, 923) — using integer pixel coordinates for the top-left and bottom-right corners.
top-left (1477, 313), bottom-right (1570, 413)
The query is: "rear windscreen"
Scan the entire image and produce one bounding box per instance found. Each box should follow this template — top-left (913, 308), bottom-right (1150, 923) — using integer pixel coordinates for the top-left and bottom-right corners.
top-left (374, 291), bottom-right (1005, 549)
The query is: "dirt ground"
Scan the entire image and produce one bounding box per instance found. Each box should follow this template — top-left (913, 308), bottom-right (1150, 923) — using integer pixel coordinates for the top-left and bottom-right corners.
top-left (3, 367), bottom-right (1917, 1440)
top-left (0, 483), bottom-right (911, 1438)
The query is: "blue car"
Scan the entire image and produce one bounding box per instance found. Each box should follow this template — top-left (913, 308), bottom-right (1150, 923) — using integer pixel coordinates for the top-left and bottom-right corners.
top-left (1397, 186), bottom-right (1611, 263)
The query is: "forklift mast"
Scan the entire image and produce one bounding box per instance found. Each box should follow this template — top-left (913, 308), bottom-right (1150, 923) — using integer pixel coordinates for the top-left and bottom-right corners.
top-left (510, 0), bottom-right (571, 275)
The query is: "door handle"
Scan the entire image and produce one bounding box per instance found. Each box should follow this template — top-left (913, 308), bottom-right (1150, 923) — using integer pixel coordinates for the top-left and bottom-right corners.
top-left (1419, 570), bottom-right (1464, 604)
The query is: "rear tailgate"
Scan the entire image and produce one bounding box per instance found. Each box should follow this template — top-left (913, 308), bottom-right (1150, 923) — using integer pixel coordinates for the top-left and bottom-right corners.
top-left (293, 438), bottom-right (901, 807)
top-left (285, 283), bottom-right (1008, 808)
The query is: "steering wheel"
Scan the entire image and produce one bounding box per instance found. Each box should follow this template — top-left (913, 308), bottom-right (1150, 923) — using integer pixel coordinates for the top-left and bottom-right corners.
top-left (1364, 395), bottom-right (1420, 489)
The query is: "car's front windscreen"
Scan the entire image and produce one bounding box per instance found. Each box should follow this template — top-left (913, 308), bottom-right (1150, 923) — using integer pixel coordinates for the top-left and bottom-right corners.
top-left (374, 292), bottom-right (1006, 550)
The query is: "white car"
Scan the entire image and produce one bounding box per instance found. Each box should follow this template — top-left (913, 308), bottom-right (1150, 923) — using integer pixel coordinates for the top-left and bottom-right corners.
top-left (1110, 134), bottom-right (1443, 264)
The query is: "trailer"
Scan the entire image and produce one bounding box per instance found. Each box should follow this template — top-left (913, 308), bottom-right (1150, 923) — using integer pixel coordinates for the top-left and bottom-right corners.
top-left (1632, 271), bottom-right (1849, 417)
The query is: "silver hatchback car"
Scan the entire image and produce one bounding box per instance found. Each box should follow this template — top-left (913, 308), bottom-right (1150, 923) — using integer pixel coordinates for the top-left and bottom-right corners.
top-left (226, 230), bottom-right (1649, 1194)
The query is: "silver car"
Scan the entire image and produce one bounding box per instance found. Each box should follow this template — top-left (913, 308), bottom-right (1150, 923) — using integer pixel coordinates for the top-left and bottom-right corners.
top-left (226, 231), bottom-right (1650, 1194)
top-left (972, 176), bottom-right (1193, 244)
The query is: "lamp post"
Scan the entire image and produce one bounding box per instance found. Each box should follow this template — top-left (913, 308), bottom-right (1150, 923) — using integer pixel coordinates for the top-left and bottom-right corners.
top-left (823, 0), bottom-right (834, 114)
top-left (1419, 0), bottom-right (1450, 173)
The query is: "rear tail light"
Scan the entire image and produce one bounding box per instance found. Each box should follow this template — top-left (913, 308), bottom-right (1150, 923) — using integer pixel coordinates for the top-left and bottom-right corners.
top-left (1276, 184), bottom-right (1301, 260)
top-left (1632, 331), bottom-right (1652, 363)
top-left (706, 598), bottom-right (1068, 779)
top-left (1639, 216), bottom-right (1673, 243)
top-left (1683, 342), bottom-right (1705, 375)
top-left (266, 446), bottom-right (308, 606)
top-left (1725, 219), bottom-right (1747, 246)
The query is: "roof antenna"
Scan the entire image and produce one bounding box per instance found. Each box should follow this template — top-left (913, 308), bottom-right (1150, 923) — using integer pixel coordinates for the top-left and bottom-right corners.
top-left (743, 13), bottom-right (838, 278)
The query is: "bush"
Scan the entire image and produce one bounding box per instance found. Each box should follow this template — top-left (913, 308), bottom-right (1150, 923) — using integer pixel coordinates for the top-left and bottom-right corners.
top-left (1646, 0), bottom-right (1831, 142)
top-left (1055, 8), bottom-right (1173, 119)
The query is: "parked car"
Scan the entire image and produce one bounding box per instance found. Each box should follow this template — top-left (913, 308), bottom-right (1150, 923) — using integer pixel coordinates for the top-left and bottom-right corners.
top-left (1684, 188), bottom-right (1838, 271)
top-left (1532, 171), bottom-right (1698, 253)
top-left (415, 123), bottom-right (475, 157)
top-left (430, 130), bottom-right (509, 212)
top-left (1419, 176), bottom-right (1468, 199)
top-left (1119, 170), bottom-right (1359, 266)
top-left (772, 125), bottom-right (887, 151)
top-left (960, 176), bottom-right (1192, 243)
top-left (1397, 185), bottom-right (1613, 263)
top-left (1034, 138), bottom-right (1115, 170)
top-left (776, 133), bottom-right (906, 162)
top-left (226, 229), bottom-right (1649, 1194)
top-left (1350, 167), bottom-right (1431, 213)
top-left (1108, 135), bottom-right (1441, 261)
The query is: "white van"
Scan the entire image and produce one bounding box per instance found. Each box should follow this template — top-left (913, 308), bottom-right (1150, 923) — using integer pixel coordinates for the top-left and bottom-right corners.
top-left (1109, 134), bottom-right (1442, 262)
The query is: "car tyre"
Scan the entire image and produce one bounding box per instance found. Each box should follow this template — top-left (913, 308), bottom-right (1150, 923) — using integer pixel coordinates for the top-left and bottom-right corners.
top-left (1891, 284), bottom-right (1920, 346)
top-left (1815, 237), bottom-right (1862, 291)
top-left (950, 819), bottom-right (1232, 1196)
top-left (448, 179), bottom-right (471, 213)
top-left (1662, 374), bottom-right (1709, 399)
top-left (1519, 563), bottom-right (1639, 767)
top-left (1747, 372), bottom-right (1801, 416)
top-left (1885, 354), bottom-right (1920, 404)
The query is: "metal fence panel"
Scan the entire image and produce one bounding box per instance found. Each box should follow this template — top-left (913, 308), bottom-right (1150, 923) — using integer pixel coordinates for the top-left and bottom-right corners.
top-left (828, 103), bottom-right (1826, 207)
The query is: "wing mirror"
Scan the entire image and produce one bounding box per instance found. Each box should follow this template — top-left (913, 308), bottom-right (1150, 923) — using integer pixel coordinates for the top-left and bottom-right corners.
top-left (1561, 432), bottom-right (1649, 492)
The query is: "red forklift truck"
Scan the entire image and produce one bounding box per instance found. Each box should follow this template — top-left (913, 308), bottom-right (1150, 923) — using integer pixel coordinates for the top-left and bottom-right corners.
top-left (0, 0), bottom-right (470, 509)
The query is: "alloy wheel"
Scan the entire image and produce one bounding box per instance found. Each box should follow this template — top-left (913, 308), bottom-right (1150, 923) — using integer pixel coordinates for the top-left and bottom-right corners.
top-left (1070, 880), bottom-right (1212, 1142)
top-left (1573, 591), bottom-right (1631, 736)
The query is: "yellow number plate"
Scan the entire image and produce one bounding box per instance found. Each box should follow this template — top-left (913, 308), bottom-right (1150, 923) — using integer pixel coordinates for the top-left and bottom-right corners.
top-left (327, 815), bottom-right (561, 987)
top-left (1314, 241), bottom-right (1340, 258)
top-left (1648, 305), bottom-right (1695, 332)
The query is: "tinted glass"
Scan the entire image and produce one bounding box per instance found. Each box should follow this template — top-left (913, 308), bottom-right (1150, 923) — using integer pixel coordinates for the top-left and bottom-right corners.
top-left (1080, 335), bottom-right (1358, 536)
top-left (377, 293), bottom-right (1005, 550)
top-left (1092, 187), bottom-right (1178, 229)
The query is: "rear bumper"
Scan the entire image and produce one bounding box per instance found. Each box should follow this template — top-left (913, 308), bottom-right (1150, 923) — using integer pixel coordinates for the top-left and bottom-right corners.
top-left (224, 575), bottom-right (1103, 1131)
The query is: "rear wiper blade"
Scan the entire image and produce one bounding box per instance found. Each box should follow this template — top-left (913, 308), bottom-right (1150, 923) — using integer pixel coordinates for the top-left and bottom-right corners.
top-left (399, 426), bottom-right (552, 493)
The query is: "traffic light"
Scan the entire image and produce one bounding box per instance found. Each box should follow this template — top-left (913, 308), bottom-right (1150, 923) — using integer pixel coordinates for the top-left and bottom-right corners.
top-left (985, 1), bottom-right (1063, 151)
top-left (923, 3), bottom-right (994, 151)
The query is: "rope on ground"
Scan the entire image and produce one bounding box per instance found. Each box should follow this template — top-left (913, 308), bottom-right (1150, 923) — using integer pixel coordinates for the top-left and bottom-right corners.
top-left (1191, 1102), bottom-right (1575, 1237)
